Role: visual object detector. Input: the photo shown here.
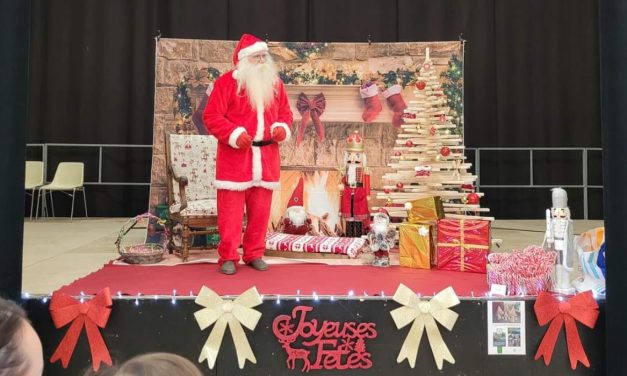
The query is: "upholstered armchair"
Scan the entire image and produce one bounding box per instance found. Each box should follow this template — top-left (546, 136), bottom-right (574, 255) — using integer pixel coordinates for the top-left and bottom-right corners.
top-left (165, 133), bottom-right (219, 261)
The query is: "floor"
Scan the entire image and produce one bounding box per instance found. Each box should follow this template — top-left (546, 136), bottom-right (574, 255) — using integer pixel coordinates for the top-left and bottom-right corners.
top-left (22, 218), bottom-right (604, 294)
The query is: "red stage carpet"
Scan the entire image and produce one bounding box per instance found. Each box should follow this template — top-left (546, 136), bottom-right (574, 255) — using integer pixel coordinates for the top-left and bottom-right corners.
top-left (58, 263), bottom-right (489, 297)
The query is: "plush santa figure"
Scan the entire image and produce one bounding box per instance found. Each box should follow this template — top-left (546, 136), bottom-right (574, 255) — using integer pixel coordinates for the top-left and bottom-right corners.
top-left (339, 130), bottom-right (371, 237)
top-left (203, 34), bottom-right (293, 275)
top-left (281, 177), bottom-right (312, 235)
top-left (367, 208), bottom-right (396, 267)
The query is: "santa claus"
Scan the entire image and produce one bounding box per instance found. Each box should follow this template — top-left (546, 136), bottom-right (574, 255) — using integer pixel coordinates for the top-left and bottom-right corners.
top-left (203, 34), bottom-right (293, 275)
top-left (280, 177), bottom-right (312, 235)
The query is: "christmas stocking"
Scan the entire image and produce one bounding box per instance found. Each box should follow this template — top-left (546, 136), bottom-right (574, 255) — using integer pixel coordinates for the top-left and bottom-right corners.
top-left (383, 84), bottom-right (407, 128)
top-left (360, 81), bottom-right (382, 123)
top-left (191, 83), bottom-right (214, 135)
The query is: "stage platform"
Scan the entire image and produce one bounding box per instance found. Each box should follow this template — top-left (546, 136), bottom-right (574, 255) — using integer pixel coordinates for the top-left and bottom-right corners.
top-left (21, 219), bottom-right (606, 376)
top-left (57, 262), bottom-right (490, 298)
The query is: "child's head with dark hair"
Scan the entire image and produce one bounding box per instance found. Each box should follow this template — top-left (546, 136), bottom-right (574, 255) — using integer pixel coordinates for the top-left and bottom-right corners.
top-left (0, 298), bottom-right (43, 376)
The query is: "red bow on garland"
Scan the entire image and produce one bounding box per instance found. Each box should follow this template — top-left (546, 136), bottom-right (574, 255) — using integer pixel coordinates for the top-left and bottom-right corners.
top-left (49, 287), bottom-right (113, 372)
top-left (296, 92), bottom-right (326, 146)
top-left (534, 291), bottom-right (599, 370)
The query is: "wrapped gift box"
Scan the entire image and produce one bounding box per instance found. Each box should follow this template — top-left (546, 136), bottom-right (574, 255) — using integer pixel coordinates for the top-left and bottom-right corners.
top-left (399, 222), bottom-right (436, 269)
top-left (436, 219), bottom-right (491, 273)
top-left (406, 196), bottom-right (445, 223)
top-left (265, 232), bottom-right (365, 258)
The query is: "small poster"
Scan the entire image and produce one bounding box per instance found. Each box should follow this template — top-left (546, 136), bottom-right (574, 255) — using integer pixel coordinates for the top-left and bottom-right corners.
top-left (487, 301), bottom-right (526, 355)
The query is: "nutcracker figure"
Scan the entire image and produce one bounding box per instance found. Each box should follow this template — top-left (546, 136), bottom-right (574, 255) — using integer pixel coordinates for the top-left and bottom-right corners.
top-left (542, 187), bottom-right (575, 294)
top-left (339, 130), bottom-right (371, 237)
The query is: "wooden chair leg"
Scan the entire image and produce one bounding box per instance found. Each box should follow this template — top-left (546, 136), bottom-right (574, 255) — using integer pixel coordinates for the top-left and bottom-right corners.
top-left (181, 226), bottom-right (192, 262)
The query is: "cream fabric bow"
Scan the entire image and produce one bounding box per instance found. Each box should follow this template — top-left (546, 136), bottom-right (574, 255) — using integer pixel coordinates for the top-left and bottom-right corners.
top-left (194, 286), bottom-right (263, 369)
top-left (390, 284), bottom-right (460, 370)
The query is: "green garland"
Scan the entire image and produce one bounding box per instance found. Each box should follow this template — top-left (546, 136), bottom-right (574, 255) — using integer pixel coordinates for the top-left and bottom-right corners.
top-left (381, 69), bottom-right (416, 88)
top-left (440, 54), bottom-right (464, 130)
top-left (279, 69), bottom-right (361, 85)
top-left (283, 42), bottom-right (328, 59)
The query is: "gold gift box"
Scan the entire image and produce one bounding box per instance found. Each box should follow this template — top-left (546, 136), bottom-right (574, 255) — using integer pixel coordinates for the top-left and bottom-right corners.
top-left (399, 222), bottom-right (436, 269)
top-left (406, 196), bottom-right (445, 223)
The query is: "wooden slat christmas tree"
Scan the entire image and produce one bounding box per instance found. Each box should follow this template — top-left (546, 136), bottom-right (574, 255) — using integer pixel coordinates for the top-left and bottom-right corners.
top-left (375, 48), bottom-right (493, 221)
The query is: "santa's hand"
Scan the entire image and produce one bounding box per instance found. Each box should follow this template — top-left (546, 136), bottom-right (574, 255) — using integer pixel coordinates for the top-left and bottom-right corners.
top-left (235, 132), bottom-right (253, 149)
top-left (271, 126), bottom-right (287, 142)
top-left (338, 183), bottom-right (345, 191)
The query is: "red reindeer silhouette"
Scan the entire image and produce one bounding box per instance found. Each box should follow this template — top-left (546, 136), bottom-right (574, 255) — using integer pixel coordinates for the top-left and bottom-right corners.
top-left (279, 337), bottom-right (311, 372)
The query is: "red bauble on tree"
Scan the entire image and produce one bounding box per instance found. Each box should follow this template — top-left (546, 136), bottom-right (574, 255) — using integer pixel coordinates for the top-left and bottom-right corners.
top-left (439, 114), bottom-right (446, 123)
top-left (467, 193), bottom-right (480, 205)
top-left (440, 146), bottom-right (451, 157)
top-left (429, 127), bottom-right (437, 136)
top-left (393, 151), bottom-right (401, 157)
top-left (384, 188), bottom-right (391, 194)
top-left (415, 81), bottom-right (426, 90)
top-left (405, 140), bottom-right (414, 147)
top-left (396, 182), bottom-right (404, 190)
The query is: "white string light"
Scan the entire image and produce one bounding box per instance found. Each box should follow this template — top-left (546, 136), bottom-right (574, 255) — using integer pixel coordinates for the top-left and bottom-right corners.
top-left (296, 289), bottom-right (300, 302)
top-left (313, 291), bottom-right (319, 301)
top-left (276, 295), bottom-right (281, 305)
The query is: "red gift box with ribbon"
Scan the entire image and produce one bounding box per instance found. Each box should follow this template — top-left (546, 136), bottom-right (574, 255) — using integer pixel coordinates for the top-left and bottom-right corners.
top-left (436, 219), bottom-right (491, 273)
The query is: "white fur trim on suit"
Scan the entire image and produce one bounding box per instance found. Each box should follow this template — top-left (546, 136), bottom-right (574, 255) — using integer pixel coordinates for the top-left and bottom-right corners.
top-left (271, 122), bottom-right (291, 142)
top-left (237, 41), bottom-right (269, 61)
top-left (360, 84), bottom-right (379, 99)
top-left (254, 104), bottom-right (265, 141)
top-left (252, 146), bottom-right (262, 182)
top-left (251, 103), bottom-right (265, 183)
top-left (383, 84), bottom-right (402, 98)
top-left (215, 179), bottom-right (280, 191)
top-left (228, 126), bottom-right (247, 148)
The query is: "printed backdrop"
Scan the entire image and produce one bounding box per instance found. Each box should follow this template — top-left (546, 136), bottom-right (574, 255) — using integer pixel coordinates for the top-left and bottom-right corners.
top-left (150, 39), bottom-right (463, 230)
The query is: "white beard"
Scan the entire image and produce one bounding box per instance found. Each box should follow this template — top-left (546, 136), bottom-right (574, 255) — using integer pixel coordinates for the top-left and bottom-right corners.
top-left (287, 206), bottom-right (307, 227)
top-left (347, 164), bottom-right (357, 185)
top-left (236, 57), bottom-right (279, 109)
top-left (372, 221), bottom-right (388, 235)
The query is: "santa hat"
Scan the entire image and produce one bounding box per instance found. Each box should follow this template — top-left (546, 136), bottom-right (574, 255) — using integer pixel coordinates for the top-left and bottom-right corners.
top-left (233, 34), bottom-right (268, 66)
top-left (287, 177), bottom-right (304, 208)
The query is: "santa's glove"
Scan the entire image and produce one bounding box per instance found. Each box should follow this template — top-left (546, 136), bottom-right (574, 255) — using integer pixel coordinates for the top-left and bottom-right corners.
top-left (383, 84), bottom-right (407, 128)
top-left (235, 132), bottom-right (253, 149)
top-left (271, 126), bottom-right (287, 142)
top-left (360, 81), bottom-right (382, 123)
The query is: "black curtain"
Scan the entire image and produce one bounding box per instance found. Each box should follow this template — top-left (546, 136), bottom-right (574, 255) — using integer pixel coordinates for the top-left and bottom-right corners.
top-left (26, 0), bottom-right (601, 218)
top-left (0, 0), bottom-right (29, 299)
top-left (600, 0), bottom-right (627, 375)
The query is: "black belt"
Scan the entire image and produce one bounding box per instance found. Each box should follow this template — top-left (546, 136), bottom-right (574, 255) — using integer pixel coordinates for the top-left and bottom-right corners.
top-left (348, 183), bottom-right (364, 188)
top-left (252, 139), bottom-right (275, 147)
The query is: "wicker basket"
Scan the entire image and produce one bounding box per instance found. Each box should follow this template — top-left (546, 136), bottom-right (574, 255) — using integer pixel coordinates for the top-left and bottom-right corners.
top-left (115, 213), bottom-right (165, 264)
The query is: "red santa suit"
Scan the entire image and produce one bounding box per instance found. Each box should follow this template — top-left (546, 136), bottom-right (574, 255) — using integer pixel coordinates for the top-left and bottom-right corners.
top-left (203, 34), bottom-right (293, 266)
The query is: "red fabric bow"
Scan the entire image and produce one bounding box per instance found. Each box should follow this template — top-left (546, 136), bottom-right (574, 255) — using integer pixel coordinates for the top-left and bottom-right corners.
top-left (296, 92), bottom-right (326, 145)
top-left (534, 291), bottom-right (599, 369)
top-left (49, 287), bottom-right (113, 372)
